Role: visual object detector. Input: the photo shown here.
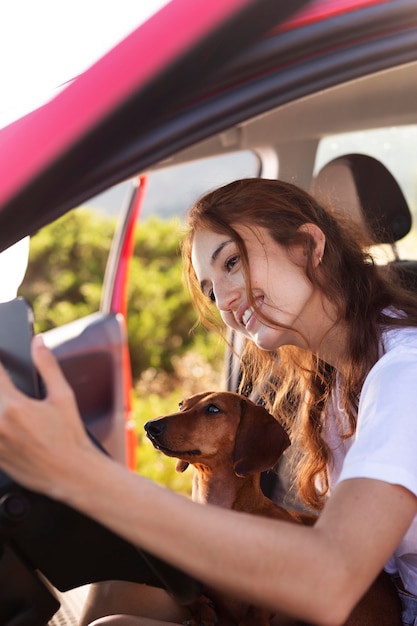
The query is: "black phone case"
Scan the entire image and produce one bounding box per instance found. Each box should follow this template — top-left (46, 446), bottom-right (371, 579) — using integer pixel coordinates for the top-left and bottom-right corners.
top-left (0, 297), bottom-right (41, 399)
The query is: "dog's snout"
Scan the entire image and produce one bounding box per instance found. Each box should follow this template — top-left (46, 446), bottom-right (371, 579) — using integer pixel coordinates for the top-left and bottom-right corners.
top-left (144, 419), bottom-right (165, 439)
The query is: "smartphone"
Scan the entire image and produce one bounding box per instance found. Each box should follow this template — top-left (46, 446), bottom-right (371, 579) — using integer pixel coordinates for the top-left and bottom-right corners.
top-left (0, 298), bottom-right (42, 398)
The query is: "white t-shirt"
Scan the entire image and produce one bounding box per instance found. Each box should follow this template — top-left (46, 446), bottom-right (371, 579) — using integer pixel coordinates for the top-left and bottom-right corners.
top-left (325, 325), bottom-right (417, 595)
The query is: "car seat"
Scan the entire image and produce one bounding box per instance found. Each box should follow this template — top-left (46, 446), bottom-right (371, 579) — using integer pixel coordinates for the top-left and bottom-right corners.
top-left (311, 153), bottom-right (417, 290)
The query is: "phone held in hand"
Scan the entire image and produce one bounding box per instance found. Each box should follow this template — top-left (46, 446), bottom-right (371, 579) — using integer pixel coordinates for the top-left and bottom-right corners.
top-left (0, 297), bottom-right (42, 399)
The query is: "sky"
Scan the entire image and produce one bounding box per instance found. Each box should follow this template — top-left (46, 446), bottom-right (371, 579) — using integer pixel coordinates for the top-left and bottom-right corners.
top-left (0, 0), bottom-right (169, 128)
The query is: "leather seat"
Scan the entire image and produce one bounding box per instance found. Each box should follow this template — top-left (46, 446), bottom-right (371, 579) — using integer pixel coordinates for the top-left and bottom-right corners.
top-left (312, 153), bottom-right (417, 292)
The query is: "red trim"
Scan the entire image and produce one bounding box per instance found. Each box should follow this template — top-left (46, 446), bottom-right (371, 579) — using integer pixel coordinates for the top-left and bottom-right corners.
top-left (116, 312), bottom-right (138, 471)
top-left (281, 0), bottom-right (393, 30)
top-left (110, 175), bottom-right (147, 470)
top-left (125, 417), bottom-right (138, 471)
top-left (118, 312), bottom-right (138, 471)
top-left (110, 176), bottom-right (147, 316)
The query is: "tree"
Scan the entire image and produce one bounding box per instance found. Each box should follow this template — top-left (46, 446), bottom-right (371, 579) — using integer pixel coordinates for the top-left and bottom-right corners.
top-left (20, 208), bottom-right (114, 331)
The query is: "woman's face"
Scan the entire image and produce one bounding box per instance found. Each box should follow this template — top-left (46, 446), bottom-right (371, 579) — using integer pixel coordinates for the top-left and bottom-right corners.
top-left (191, 224), bottom-right (323, 352)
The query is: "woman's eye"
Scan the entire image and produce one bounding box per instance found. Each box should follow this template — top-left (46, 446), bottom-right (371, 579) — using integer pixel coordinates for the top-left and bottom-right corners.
top-left (225, 255), bottom-right (239, 272)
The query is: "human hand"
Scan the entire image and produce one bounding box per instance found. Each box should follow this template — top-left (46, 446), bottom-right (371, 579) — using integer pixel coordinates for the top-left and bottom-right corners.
top-left (0, 334), bottom-right (96, 499)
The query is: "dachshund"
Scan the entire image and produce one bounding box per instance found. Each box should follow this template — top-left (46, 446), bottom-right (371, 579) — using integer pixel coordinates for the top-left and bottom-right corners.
top-left (145, 391), bottom-right (402, 626)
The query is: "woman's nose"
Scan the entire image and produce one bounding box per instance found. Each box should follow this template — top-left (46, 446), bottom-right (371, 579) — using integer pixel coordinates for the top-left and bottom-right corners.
top-left (213, 283), bottom-right (239, 312)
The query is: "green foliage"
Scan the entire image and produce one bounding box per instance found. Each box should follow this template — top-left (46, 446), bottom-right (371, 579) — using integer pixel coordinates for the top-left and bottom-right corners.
top-left (133, 388), bottom-right (194, 495)
top-left (20, 209), bottom-right (223, 380)
top-left (126, 216), bottom-right (218, 377)
top-left (20, 208), bottom-right (115, 332)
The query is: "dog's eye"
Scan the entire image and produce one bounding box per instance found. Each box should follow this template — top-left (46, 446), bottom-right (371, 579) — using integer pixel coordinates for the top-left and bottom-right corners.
top-left (178, 401), bottom-right (183, 410)
top-left (207, 404), bottom-right (220, 414)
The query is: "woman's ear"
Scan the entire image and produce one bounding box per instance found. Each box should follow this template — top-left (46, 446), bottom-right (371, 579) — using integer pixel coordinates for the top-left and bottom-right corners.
top-left (297, 223), bottom-right (326, 267)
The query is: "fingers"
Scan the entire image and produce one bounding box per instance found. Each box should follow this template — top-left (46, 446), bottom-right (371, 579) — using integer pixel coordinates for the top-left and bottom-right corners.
top-left (0, 354), bottom-right (20, 395)
top-left (0, 334), bottom-right (87, 495)
top-left (0, 333), bottom-right (73, 407)
top-left (31, 334), bottom-right (74, 402)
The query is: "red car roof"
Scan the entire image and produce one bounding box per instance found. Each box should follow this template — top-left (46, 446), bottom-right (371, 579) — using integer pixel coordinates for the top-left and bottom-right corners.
top-left (0, 0), bottom-right (386, 211)
top-left (284, 0), bottom-right (392, 28)
top-left (0, 0), bottom-right (410, 251)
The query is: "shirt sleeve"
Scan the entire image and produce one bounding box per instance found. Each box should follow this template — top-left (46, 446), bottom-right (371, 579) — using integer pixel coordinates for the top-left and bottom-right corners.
top-left (337, 346), bottom-right (417, 497)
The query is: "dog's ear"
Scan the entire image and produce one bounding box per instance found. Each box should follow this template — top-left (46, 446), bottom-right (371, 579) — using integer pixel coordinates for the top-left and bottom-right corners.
top-left (233, 399), bottom-right (291, 477)
top-left (176, 460), bottom-right (190, 473)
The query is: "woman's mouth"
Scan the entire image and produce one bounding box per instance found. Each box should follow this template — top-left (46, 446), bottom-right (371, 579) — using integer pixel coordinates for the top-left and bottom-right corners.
top-left (242, 306), bottom-right (254, 327)
top-left (241, 298), bottom-right (263, 328)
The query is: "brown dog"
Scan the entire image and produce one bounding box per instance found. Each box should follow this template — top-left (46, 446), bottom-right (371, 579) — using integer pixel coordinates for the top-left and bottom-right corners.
top-left (145, 391), bottom-right (402, 626)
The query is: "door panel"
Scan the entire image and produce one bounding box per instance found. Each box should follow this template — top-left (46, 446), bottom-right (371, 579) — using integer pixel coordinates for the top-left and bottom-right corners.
top-left (43, 312), bottom-right (128, 464)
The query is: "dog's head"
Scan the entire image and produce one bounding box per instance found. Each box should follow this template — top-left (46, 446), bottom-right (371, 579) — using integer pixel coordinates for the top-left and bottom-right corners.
top-left (144, 391), bottom-right (290, 477)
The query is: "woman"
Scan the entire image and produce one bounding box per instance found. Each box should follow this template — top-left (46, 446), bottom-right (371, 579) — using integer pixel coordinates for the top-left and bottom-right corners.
top-left (0, 178), bottom-right (417, 625)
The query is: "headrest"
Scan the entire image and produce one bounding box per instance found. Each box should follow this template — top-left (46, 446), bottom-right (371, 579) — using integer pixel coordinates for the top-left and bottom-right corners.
top-left (312, 154), bottom-right (411, 244)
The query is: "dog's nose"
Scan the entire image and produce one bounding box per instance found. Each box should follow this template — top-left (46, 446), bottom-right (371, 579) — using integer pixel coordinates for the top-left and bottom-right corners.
top-left (144, 420), bottom-right (165, 438)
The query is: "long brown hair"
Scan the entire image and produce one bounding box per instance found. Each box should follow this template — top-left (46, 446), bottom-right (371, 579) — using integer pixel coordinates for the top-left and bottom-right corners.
top-left (182, 178), bottom-right (417, 509)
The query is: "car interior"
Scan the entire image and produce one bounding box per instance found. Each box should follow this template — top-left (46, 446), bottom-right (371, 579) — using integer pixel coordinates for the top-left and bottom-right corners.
top-left (153, 59), bottom-right (417, 390)
top-left (7, 66), bottom-right (417, 626)
top-left (312, 153), bottom-right (417, 287)
top-left (2, 2), bottom-right (417, 624)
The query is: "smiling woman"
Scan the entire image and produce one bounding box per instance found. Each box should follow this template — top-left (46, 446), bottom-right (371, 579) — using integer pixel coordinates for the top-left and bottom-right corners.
top-left (191, 224), bottom-right (323, 353)
top-left (182, 177), bottom-right (417, 512)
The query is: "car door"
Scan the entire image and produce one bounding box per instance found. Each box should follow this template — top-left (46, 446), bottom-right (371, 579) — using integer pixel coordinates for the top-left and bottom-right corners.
top-left (0, 2), bottom-right (315, 624)
top-left (40, 177), bottom-right (146, 469)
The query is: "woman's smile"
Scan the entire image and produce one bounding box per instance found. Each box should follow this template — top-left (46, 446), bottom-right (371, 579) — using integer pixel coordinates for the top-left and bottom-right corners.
top-left (191, 225), bottom-right (322, 352)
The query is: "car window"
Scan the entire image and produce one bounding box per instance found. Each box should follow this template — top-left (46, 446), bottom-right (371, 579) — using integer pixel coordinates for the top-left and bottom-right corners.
top-left (19, 185), bottom-right (130, 333)
top-left (141, 151), bottom-right (260, 220)
top-left (315, 125), bottom-right (417, 261)
top-left (0, 237), bottom-right (30, 303)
